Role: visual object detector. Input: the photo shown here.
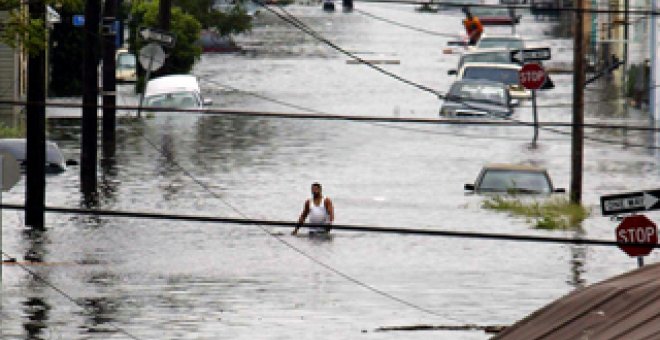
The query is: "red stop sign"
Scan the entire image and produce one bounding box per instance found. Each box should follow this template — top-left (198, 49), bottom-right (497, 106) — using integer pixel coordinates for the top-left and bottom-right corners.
top-left (519, 63), bottom-right (546, 90)
top-left (615, 215), bottom-right (658, 257)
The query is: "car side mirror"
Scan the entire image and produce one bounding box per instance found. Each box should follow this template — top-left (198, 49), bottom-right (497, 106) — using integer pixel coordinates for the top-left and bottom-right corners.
top-left (448, 69), bottom-right (457, 76)
top-left (203, 98), bottom-right (213, 106)
top-left (554, 188), bottom-right (566, 193)
top-left (66, 159), bottom-right (79, 166)
top-left (464, 183), bottom-right (475, 191)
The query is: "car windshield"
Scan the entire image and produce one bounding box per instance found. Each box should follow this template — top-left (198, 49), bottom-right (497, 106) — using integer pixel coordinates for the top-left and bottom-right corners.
top-left (477, 38), bottom-right (524, 50)
top-left (117, 53), bottom-right (136, 69)
top-left (463, 67), bottom-right (520, 85)
top-left (145, 92), bottom-right (200, 108)
top-left (478, 169), bottom-right (552, 193)
top-left (460, 52), bottom-right (513, 69)
top-left (471, 7), bottom-right (514, 17)
top-left (448, 83), bottom-right (506, 105)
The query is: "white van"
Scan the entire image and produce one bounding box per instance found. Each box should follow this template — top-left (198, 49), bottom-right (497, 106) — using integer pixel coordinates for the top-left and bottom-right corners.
top-left (143, 75), bottom-right (212, 109)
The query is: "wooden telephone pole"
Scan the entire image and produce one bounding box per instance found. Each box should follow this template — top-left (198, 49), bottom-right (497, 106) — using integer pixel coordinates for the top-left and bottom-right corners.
top-left (571, 0), bottom-right (586, 204)
top-left (82, 0), bottom-right (100, 196)
top-left (102, 0), bottom-right (118, 159)
top-left (25, 1), bottom-right (46, 228)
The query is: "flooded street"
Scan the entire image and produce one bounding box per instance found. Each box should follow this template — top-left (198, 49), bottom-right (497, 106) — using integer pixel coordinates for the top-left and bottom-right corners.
top-left (3, 3), bottom-right (660, 339)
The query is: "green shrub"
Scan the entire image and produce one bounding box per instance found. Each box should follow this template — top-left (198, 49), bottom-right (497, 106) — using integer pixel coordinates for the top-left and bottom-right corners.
top-left (482, 195), bottom-right (590, 229)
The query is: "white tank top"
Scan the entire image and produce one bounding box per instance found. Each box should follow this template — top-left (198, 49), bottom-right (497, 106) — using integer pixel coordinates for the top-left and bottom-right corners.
top-left (308, 197), bottom-right (329, 224)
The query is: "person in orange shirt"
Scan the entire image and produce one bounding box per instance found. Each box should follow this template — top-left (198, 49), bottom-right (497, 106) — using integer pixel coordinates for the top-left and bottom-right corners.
top-left (462, 7), bottom-right (484, 46)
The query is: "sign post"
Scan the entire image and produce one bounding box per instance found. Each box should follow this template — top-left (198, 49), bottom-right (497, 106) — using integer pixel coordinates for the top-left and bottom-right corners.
top-left (615, 215), bottom-right (658, 267)
top-left (519, 63), bottom-right (547, 148)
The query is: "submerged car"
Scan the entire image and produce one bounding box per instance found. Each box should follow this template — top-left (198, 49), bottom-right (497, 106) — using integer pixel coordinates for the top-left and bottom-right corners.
top-left (0, 138), bottom-right (77, 173)
top-left (457, 62), bottom-right (531, 100)
top-left (465, 163), bottom-right (565, 194)
top-left (116, 48), bottom-right (137, 83)
top-left (448, 48), bottom-right (516, 75)
top-left (144, 75), bottom-right (213, 109)
top-left (474, 34), bottom-right (526, 50)
top-left (440, 80), bottom-right (515, 118)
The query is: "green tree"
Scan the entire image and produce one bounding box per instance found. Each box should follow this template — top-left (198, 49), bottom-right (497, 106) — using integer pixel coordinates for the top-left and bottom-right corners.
top-left (172, 0), bottom-right (251, 36)
top-left (49, 0), bottom-right (85, 96)
top-left (130, 0), bottom-right (201, 86)
top-left (0, 0), bottom-right (80, 55)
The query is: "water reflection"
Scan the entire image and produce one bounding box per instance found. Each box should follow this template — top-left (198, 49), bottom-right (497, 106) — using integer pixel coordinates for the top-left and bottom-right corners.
top-left (22, 297), bottom-right (51, 340)
top-left (99, 157), bottom-right (120, 206)
top-left (22, 228), bottom-right (48, 263)
top-left (80, 296), bottom-right (120, 336)
top-left (567, 227), bottom-right (587, 288)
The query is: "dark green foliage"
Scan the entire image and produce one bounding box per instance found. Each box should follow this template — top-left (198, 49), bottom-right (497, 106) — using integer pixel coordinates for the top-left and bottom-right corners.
top-left (172, 0), bottom-right (251, 36)
top-left (130, 1), bottom-right (202, 90)
top-left (49, 1), bottom-right (85, 96)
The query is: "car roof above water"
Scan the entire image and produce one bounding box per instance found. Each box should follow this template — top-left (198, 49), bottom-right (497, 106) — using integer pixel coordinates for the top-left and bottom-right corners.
top-left (145, 75), bottom-right (201, 97)
top-left (481, 163), bottom-right (547, 172)
top-left (0, 138), bottom-right (65, 167)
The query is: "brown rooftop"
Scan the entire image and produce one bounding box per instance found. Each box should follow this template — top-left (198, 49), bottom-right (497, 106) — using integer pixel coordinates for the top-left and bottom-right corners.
top-left (492, 261), bottom-right (660, 340)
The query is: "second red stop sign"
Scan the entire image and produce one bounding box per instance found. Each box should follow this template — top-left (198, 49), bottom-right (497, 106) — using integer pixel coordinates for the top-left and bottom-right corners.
top-left (519, 63), bottom-right (546, 90)
top-left (616, 215), bottom-right (658, 257)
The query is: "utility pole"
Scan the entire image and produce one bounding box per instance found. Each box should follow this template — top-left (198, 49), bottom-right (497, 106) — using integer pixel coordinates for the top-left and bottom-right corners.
top-left (82, 0), bottom-right (100, 196)
top-left (159, 0), bottom-right (171, 30)
top-left (102, 0), bottom-right (117, 159)
top-left (571, 0), bottom-right (585, 204)
top-left (25, 0), bottom-right (46, 229)
top-left (652, 0), bottom-right (659, 151)
top-left (158, 0), bottom-right (171, 75)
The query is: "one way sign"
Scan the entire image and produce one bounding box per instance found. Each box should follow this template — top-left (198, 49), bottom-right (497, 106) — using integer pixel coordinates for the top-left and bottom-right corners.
top-left (600, 189), bottom-right (660, 216)
top-left (510, 47), bottom-right (552, 63)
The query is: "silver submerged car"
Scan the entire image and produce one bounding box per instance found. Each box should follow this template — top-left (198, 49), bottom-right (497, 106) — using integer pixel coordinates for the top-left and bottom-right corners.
top-left (464, 163), bottom-right (565, 194)
top-left (440, 79), bottom-right (516, 118)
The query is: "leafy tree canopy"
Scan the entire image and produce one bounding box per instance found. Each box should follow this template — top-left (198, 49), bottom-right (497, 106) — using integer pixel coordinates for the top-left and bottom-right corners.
top-left (0, 0), bottom-right (82, 54)
top-left (130, 1), bottom-right (201, 79)
top-left (172, 0), bottom-right (251, 36)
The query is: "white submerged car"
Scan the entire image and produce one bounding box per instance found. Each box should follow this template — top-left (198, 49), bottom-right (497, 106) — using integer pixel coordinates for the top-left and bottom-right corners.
top-left (144, 75), bottom-right (213, 109)
top-left (457, 63), bottom-right (532, 100)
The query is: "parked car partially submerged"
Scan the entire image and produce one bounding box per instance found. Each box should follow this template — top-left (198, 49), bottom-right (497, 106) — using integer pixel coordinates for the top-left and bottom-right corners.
top-left (458, 63), bottom-right (531, 99)
top-left (448, 48), bottom-right (515, 76)
top-left (440, 79), bottom-right (515, 118)
top-left (465, 163), bottom-right (565, 194)
top-left (474, 34), bottom-right (526, 50)
top-left (0, 138), bottom-right (77, 173)
top-left (144, 75), bottom-right (212, 109)
top-left (116, 48), bottom-right (137, 83)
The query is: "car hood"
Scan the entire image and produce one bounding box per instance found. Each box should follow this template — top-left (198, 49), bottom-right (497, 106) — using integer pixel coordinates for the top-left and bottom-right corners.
top-left (441, 99), bottom-right (512, 117)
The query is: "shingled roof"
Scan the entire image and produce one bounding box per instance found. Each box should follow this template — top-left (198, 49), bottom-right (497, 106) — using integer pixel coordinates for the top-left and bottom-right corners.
top-left (492, 262), bottom-right (660, 340)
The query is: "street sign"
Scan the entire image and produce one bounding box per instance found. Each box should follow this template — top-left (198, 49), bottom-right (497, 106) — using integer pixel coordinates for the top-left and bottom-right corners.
top-left (510, 47), bottom-right (552, 63)
top-left (72, 15), bottom-right (85, 27)
top-left (139, 27), bottom-right (176, 48)
top-left (0, 152), bottom-right (20, 191)
top-left (519, 63), bottom-right (546, 90)
top-left (600, 189), bottom-right (660, 216)
top-left (616, 215), bottom-right (658, 257)
top-left (139, 43), bottom-right (166, 72)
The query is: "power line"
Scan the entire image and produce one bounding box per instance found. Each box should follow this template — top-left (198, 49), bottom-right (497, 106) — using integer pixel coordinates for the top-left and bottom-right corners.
top-left (3, 99), bottom-right (659, 132)
top-left (196, 77), bottom-right (641, 144)
top-left (354, 8), bottom-right (462, 37)
top-left (257, 2), bottom-right (444, 97)
top-left (351, 0), bottom-right (660, 16)
top-left (2, 204), bottom-right (657, 249)
top-left (1, 251), bottom-right (143, 340)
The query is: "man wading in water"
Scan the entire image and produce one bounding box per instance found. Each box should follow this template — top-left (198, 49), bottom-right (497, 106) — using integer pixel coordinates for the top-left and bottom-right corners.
top-left (292, 182), bottom-right (335, 235)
